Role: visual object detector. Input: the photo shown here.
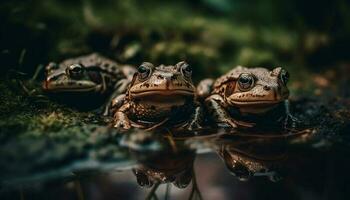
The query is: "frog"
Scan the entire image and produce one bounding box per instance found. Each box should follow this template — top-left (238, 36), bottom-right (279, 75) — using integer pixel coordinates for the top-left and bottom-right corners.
top-left (121, 131), bottom-right (195, 188)
top-left (43, 53), bottom-right (136, 111)
top-left (218, 137), bottom-right (285, 182)
top-left (197, 66), bottom-right (296, 129)
top-left (133, 154), bottom-right (194, 188)
top-left (112, 61), bottom-right (202, 130)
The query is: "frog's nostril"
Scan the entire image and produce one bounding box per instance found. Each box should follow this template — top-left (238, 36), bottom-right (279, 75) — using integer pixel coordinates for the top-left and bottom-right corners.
top-left (263, 86), bottom-right (271, 91)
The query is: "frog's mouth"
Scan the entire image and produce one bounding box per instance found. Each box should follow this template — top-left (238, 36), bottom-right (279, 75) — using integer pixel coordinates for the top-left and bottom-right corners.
top-left (228, 89), bottom-right (289, 107)
top-left (43, 80), bottom-right (101, 93)
top-left (229, 100), bottom-right (284, 106)
top-left (130, 89), bottom-right (195, 98)
top-left (229, 100), bottom-right (285, 114)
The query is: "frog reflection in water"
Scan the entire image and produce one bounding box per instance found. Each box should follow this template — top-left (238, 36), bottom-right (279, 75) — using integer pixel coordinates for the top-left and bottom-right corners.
top-left (43, 53), bottom-right (135, 111)
top-left (197, 66), bottom-right (296, 129)
top-left (133, 149), bottom-right (195, 188)
top-left (120, 131), bottom-right (196, 189)
top-left (217, 136), bottom-right (287, 182)
top-left (112, 61), bottom-right (202, 130)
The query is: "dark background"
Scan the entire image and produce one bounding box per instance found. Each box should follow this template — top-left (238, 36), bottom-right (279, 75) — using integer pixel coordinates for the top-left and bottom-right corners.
top-left (1, 0), bottom-right (350, 200)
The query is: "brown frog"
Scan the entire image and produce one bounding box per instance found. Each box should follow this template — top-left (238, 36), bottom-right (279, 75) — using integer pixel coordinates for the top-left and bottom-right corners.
top-left (43, 53), bottom-right (135, 111)
top-left (112, 61), bottom-right (202, 130)
top-left (197, 66), bottom-right (296, 129)
top-left (217, 137), bottom-right (286, 182)
top-left (122, 131), bottom-right (195, 188)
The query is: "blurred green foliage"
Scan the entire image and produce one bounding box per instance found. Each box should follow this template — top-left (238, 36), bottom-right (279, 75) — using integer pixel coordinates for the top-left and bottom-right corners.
top-left (1, 0), bottom-right (350, 82)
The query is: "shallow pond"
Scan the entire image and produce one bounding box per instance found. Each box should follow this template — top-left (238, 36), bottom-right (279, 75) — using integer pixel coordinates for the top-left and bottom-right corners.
top-left (2, 124), bottom-right (349, 200)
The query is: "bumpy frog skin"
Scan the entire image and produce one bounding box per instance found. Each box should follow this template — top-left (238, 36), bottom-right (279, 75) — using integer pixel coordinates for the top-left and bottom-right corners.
top-left (112, 61), bottom-right (202, 130)
top-left (43, 53), bottom-right (135, 94)
top-left (197, 66), bottom-right (295, 128)
top-left (43, 53), bottom-right (135, 112)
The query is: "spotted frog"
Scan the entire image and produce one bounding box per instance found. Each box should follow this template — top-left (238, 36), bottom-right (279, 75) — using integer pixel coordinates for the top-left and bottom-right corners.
top-left (43, 53), bottom-right (135, 111)
top-left (197, 66), bottom-right (296, 129)
top-left (112, 61), bottom-right (202, 130)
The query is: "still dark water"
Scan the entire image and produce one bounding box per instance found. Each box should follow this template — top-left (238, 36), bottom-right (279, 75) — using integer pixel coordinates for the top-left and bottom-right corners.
top-left (2, 128), bottom-right (349, 200)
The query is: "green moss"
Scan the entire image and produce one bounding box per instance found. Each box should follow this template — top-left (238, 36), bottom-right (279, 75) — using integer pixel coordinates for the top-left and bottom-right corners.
top-left (0, 77), bottom-right (133, 183)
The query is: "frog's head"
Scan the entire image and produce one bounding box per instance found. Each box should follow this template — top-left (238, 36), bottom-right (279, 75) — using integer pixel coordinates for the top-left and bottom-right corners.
top-left (222, 66), bottom-right (290, 113)
top-left (128, 61), bottom-right (195, 101)
top-left (43, 62), bottom-right (103, 93)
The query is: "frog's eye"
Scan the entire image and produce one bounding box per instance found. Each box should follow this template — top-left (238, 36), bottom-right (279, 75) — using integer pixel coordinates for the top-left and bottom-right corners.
top-left (238, 73), bottom-right (255, 91)
top-left (67, 64), bottom-right (85, 79)
top-left (180, 62), bottom-right (192, 78)
top-left (279, 69), bottom-right (289, 85)
top-left (137, 64), bottom-right (152, 81)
